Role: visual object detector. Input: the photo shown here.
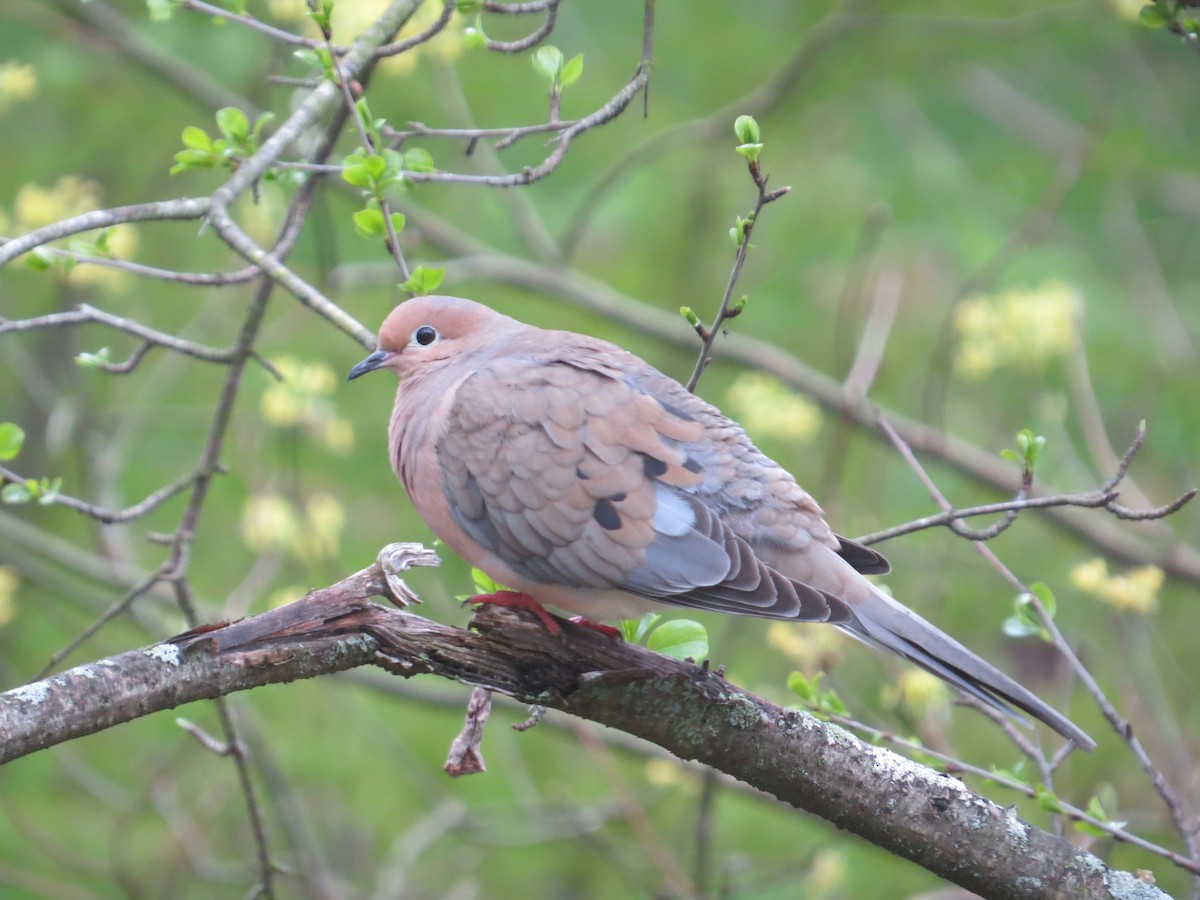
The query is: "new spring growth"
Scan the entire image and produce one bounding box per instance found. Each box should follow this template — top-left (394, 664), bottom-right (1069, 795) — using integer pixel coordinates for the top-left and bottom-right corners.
top-left (734, 114), bottom-right (763, 163)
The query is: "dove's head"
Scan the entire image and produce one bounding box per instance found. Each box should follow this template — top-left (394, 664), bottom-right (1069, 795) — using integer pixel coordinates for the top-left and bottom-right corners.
top-left (348, 296), bottom-right (515, 382)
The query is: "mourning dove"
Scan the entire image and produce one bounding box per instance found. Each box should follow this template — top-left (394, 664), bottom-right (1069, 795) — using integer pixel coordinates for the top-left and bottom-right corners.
top-left (349, 296), bottom-right (1094, 750)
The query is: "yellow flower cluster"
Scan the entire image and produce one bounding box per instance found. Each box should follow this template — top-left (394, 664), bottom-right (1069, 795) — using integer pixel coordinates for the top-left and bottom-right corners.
top-left (0, 176), bottom-right (139, 291)
top-left (261, 357), bottom-right (355, 454)
top-left (1071, 557), bottom-right (1163, 615)
top-left (725, 372), bottom-right (821, 444)
top-left (880, 669), bottom-right (950, 719)
top-left (241, 491), bottom-right (346, 560)
top-left (954, 281), bottom-right (1082, 379)
top-left (266, 0), bottom-right (463, 73)
top-left (0, 565), bottom-right (18, 628)
top-left (804, 848), bottom-right (847, 898)
top-left (765, 621), bottom-right (843, 675)
top-left (0, 61), bottom-right (36, 114)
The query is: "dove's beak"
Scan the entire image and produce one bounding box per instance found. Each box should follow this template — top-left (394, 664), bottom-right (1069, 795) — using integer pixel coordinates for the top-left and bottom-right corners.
top-left (348, 349), bottom-right (392, 381)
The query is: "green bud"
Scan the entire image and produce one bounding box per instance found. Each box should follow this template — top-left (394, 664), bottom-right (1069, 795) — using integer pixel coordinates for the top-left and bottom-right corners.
top-left (733, 115), bottom-right (760, 145)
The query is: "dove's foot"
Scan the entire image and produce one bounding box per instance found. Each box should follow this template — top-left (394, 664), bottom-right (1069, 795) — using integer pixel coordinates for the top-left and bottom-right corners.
top-left (464, 590), bottom-right (562, 637)
top-left (567, 616), bottom-right (622, 640)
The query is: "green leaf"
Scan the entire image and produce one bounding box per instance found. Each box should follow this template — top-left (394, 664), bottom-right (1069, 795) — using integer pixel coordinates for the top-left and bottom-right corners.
top-left (180, 125), bottom-right (213, 150)
top-left (1029, 581), bottom-right (1057, 620)
top-left (646, 619), bottom-right (708, 661)
top-left (352, 208), bottom-right (386, 237)
top-left (735, 143), bottom-right (763, 162)
top-left (215, 106), bottom-right (249, 142)
top-left (171, 148), bottom-right (218, 175)
top-left (76, 348), bottom-right (112, 369)
top-left (985, 760), bottom-right (1031, 788)
top-left (463, 26), bottom-right (487, 49)
top-left (147, 0), bottom-right (176, 22)
top-left (363, 153), bottom-right (388, 180)
top-left (679, 306), bottom-right (700, 328)
top-left (619, 613), bottom-right (664, 644)
top-left (733, 114), bottom-right (761, 144)
top-left (787, 670), bottom-right (821, 705)
top-left (24, 248), bottom-right (54, 271)
top-left (532, 45), bottom-right (564, 88)
top-left (0, 423), bottom-right (25, 461)
top-left (1139, 4), bottom-right (1167, 26)
top-left (1, 482), bottom-right (31, 504)
top-left (38, 476), bottom-right (62, 505)
top-left (1034, 783), bottom-right (1065, 814)
top-left (250, 112), bottom-right (275, 144)
top-left (1004, 590), bottom-right (1052, 642)
top-left (341, 164), bottom-right (373, 188)
top-left (470, 567), bottom-right (504, 595)
top-left (402, 265), bottom-right (444, 296)
top-left (389, 212), bottom-right (407, 234)
top-left (560, 54), bottom-right (584, 88)
top-left (1075, 795), bottom-right (1127, 837)
top-left (403, 147), bottom-right (435, 174)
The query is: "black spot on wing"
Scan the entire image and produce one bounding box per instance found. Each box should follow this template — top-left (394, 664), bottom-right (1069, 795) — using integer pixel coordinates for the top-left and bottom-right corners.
top-left (682, 457), bottom-right (703, 474)
top-left (593, 498), bottom-right (622, 531)
top-left (640, 453), bottom-right (668, 478)
top-left (835, 534), bottom-right (891, 574)
top-left (658, 399), bottom-right (696, 422)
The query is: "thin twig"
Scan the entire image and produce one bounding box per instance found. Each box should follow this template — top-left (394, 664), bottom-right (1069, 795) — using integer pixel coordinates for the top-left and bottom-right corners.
top-left (0, 199), bottom-right (210, 267)
top-left (181, 0), bottom-right (331, 50)
top-left (0, 466), bottom-right (201, 526)
top-left (685, 154), bottom-right (790, 392)
top-left (877, 415), bottom-right (1200, 885)
top-left (484, 0), bottom-right (559, 52)
top-left (375, 0), bottom-right (456, 58)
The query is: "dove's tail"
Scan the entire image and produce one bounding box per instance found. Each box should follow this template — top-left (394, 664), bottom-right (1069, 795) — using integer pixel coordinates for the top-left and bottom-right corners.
top-left (839, 585), bottom-right (1096, 751)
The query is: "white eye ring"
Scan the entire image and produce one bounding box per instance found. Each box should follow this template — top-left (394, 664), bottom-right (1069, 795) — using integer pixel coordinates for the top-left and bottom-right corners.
top-left (413, 325), bottom-right (439, 346)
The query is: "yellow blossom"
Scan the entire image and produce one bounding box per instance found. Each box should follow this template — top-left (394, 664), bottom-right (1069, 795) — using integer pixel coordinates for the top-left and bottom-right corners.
top-left (1071, 557), bottom-right (1162, 616)
top-left (804, 849), bottom-right (847, 898)
top-left (0, 565), bottom-right (19, 628)
top-left (266, 0), bottom-right (462, 73)
top-left (766, 621), bottom-right (843, 675)
top-left (1069, 558), bottom-right (1108, 594)
top-left (643, 758), bottom-right (697, 793)
top-left (260, 357), bottom-right (352, 453)
top-left (0, 62), bottom-right (36, 114)
top-left (321, 418), bottom-right (355, 454)
top-left (726, 372), bottom-right (821, 444)
top-left (241, 491), bottom-right (345, 560)
top-left (881, 669), bottom-right (950, 719)
top-left (14, 176), bottom-right (100, 229)
top-left (1107, 0), bottom-right (1145, 21)
top-left (301, 492), bottom-right (345, 558)
top-left (242, 493), bottom-right (300, 554)
top-left (954, 281), bottom-right (1082, 379)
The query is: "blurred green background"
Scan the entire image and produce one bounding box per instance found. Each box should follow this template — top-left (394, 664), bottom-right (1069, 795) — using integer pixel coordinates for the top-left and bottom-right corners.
top-left (1, 0), bottom-right (1198, 896)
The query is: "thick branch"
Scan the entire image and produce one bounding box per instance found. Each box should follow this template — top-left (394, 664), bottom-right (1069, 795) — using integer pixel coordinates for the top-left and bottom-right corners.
top-left (0, 546), bottom-right (1168, 899)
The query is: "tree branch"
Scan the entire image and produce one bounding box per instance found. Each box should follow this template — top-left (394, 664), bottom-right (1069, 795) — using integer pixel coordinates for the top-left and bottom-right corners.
top-left (0, 544), bottom-right (1172, 898)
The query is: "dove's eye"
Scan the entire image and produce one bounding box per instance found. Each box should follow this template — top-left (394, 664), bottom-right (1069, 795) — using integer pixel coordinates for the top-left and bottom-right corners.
top-left (413, 325), bottom-right (439, 346)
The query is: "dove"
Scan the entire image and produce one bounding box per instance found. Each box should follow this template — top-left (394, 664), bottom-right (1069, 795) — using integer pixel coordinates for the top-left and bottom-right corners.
top-left (348, 295), bottom-right (1095, 750)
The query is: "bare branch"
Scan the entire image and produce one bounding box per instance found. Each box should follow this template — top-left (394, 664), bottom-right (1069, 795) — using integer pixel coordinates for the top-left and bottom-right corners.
top-left (483, 0), bottom-right (558, 53)
top-left (0, 198), bottom-right (210, 267)
top-left (685, 152), bottom-right (790, 392)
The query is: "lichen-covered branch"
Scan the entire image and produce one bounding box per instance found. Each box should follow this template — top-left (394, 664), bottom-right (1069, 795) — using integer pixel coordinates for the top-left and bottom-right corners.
top-left (0, 544), bottom-right (1170, 899)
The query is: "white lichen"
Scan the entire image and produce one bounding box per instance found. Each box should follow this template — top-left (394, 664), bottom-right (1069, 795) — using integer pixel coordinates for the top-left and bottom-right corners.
top-left (144, 643), bottom-right (182, 667)
top-left (6, 682), bottom-right (49, 705)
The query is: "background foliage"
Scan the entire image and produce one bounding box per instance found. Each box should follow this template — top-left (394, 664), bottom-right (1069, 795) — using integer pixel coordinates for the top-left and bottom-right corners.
top-left (1, 0), bottom-right (1198, 896)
